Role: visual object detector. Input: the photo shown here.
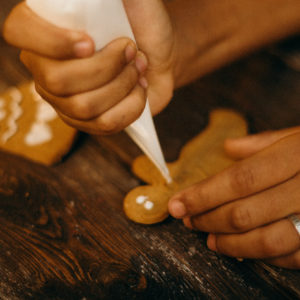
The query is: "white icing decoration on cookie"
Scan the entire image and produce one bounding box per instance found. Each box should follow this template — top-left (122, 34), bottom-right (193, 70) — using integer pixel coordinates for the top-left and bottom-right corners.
top-left (136, 195), bottom-right (154, 210)
top-left (136, 195), bottom-right (148, 204)
top-left (0, 99), bottom-right (6, 121)
top-left (37, 101), bottom-right (57, 122)
top-left (1, 88), bottom-right (23, 143)
top-left (24, 83), bottom-right (58, 146)
top-left (25, 123), bottom-right (53, 146)
top-left (144, 201), bottom-right (154, 210)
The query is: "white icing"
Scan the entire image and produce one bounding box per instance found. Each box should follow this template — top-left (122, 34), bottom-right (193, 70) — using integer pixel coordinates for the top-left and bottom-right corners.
top-left (136, 195), bottom-right (154, 210)
top-left (36, 101), bottom-right (57, 122)
top-left (0, 99), bottom-right (6, 121)
top-left (1, 88), bottom-right (23, 143)
top-left (25, 123), bottom-right (53, 146)
top-left (136, 195), bottom-right (148, 204)
top-left (24, 83), bottom-right (58, 146)
top-left (144, 201), bottom-right (154, 210)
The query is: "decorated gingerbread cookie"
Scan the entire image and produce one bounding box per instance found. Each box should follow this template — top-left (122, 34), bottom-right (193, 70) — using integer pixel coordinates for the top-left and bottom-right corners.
top-left (0, 81), bottom-right (77, 165)
top-left (124, 109), bottom-right (248, 224)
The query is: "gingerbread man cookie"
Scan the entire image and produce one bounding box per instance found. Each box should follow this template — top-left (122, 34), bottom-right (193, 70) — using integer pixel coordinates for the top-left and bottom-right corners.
top-left (0, 81), bottom-right (77, 165)
top-left (124, 109), bottom-right (248, 224)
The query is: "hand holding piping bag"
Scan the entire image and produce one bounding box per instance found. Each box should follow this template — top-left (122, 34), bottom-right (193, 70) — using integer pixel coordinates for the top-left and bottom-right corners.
top-left (3, 0), bottom-right (176, 135)
top-left (3, 0), bottom-right (300, 269)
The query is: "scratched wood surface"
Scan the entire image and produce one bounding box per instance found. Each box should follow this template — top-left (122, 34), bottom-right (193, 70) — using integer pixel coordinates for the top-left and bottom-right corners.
top-left (1, 2), bottom-right (300, 299)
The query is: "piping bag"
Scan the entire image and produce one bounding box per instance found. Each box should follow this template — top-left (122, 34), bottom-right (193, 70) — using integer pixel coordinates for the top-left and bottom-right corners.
top-left (26, 0), bottom-right (172, 184)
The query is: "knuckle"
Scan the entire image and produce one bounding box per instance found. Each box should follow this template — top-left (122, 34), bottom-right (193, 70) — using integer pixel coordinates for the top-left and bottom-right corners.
top-left (68, 96), bottom-right (95, 120)
top-left (97, 115), bottom-right (120, 135)
top-left (229, 164), bottom-right (256, 196)
top-left (42, 69), bottom-right (66, 95)
top-left (181, 183), bottom-right (210, 213)
top-left (230, 205), bottom-right (253, 231)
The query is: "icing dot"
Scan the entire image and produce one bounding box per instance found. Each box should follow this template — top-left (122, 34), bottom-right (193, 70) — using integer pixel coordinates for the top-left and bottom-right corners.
top-left (136, 195), bottom-right (148, 204)
top-left (144, 201), bottom-right (154, 210)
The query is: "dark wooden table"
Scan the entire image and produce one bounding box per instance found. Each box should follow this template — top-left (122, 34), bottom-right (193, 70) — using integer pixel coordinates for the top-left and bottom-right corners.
top-left (1, 2), bottom-right (300, 299)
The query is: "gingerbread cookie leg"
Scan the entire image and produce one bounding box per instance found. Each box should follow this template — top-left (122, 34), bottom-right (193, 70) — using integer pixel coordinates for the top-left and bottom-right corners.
top-left (124, 109), bottom-right (248, 225)
top-left (0, 82), bottom-right (77, 165)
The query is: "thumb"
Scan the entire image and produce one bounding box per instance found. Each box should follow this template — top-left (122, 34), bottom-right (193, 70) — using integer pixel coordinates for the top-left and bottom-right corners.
top-left (3, 2), bottom-right (94, 59)
top-left (225, 126), bottom-right (300, 159)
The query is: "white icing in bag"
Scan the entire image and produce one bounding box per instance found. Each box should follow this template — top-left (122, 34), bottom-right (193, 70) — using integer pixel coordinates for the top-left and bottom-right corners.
top-left (26, 0), bottom-right (172, 183)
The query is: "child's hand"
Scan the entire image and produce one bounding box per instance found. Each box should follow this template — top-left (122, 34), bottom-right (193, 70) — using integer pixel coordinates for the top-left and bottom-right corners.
top-left (3, 1), bottom-right (176, 135)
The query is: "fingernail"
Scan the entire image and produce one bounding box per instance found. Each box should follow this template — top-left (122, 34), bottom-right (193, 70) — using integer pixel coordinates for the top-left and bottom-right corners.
top-left (169, 198), bottom-right (187, 218)
top-left (135, 52), bottom-right (148, 74)
top-left (125, 43), bottom-right (136, 63)
top-left (139, 77), bottom-right (148, 89)
top-left (74, 40), bottom-right (93, 57)
top-left (207, 234), bottom-right (217, 252)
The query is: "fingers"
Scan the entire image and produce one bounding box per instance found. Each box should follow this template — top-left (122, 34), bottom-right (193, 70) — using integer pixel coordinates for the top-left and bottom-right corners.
top-left (225, 127), bottom-right (300, 159)
top-left (57, 84), bottom-right (146, 135)
top-left (35, 61), bottom-right (140, 121)
top-left (184, 173), bottom-right (300, 233)
top-left (3, 2), bottom-right (94, 59)
top-left (168, 133), bottom-right (300, 218)
top-left (266, 249), bottom-right (300, 269)
top-left (21, 39), bottom-right (138, 96)
top-left (206, 218), bottom-right (300, 259)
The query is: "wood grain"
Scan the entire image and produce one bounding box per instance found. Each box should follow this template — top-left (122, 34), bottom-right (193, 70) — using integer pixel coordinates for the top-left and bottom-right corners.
top-left (0, 2), bottom-right (300, 299)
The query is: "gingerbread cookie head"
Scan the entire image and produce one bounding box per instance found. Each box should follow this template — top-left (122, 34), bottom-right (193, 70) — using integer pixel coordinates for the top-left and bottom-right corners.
top-left (0, 82), bottom-right (77, 165)
top-left (124, 109), bottom-right (248, 225)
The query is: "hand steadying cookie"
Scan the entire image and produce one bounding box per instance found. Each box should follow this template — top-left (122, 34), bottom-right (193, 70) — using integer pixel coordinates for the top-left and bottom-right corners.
top-left (124, 109), bottom-right (248, 225)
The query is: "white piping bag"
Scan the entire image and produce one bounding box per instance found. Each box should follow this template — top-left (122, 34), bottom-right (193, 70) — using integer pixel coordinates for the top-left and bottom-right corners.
top-left (26, 0), bottom-right (172, 184)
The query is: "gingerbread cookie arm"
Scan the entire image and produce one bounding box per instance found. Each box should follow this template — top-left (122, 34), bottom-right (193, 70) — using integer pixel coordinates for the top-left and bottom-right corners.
top-left (132, 155), bottom-right (165, 185)
top-left (178, 109), bottom-right (248, 177)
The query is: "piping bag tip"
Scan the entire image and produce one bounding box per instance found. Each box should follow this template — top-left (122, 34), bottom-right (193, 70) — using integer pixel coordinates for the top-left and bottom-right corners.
top-left (125, 101), bottom-right (172, 185)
